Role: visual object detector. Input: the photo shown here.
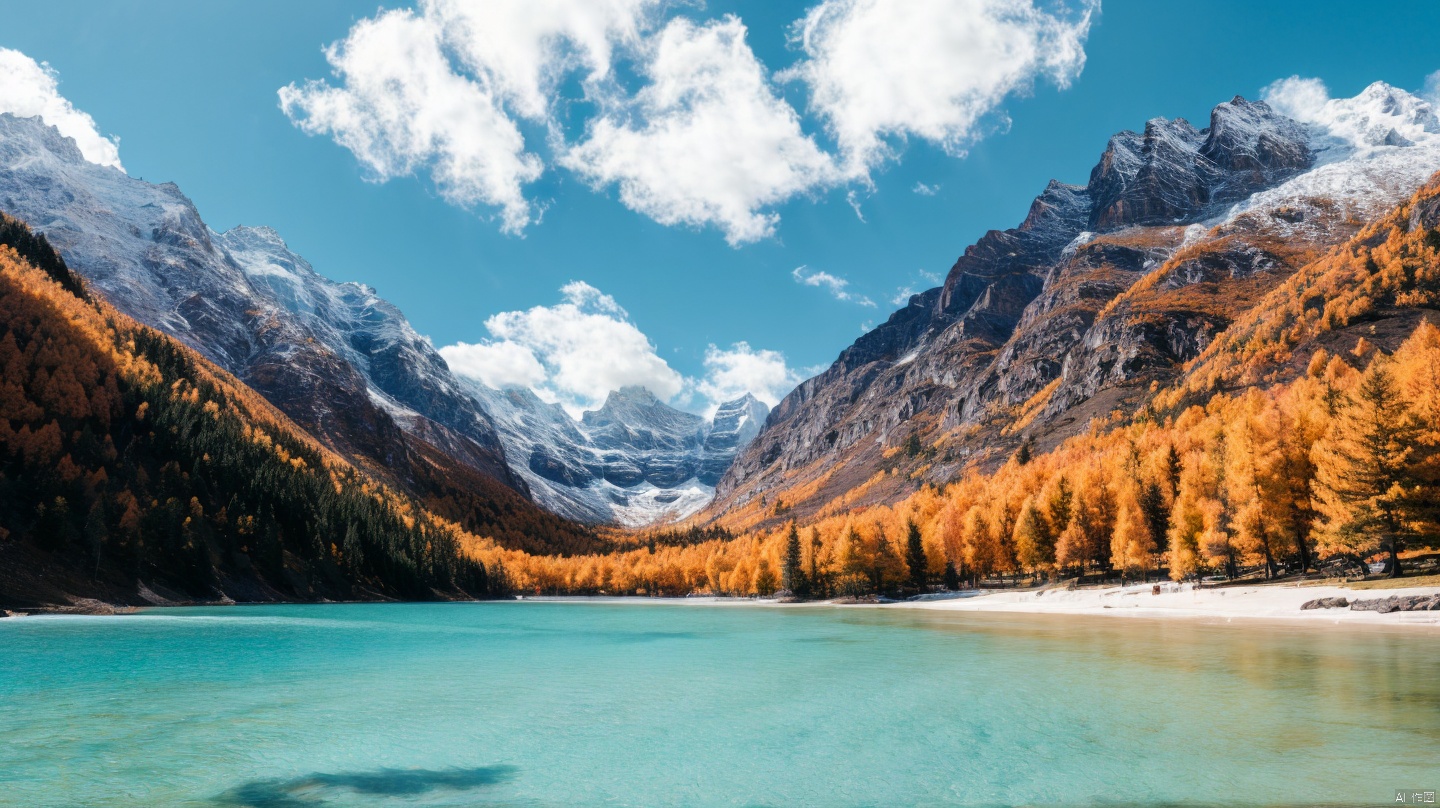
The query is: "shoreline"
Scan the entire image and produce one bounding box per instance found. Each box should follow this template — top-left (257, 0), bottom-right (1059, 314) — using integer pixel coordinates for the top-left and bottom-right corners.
top-left (7, 581), bottom-right (1439, 628)
top-left (890, 581), bottom-right (1440, 626)
top-left (518, 581), bottom-right (1440, 627)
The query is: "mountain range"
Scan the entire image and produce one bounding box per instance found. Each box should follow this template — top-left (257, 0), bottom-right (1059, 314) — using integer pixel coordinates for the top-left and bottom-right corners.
top-left (0, 113), bottom-right (766, 532)
top-left (711, 82), bottom-right (1440, 528)
top-left (3, 80), bottom-right (1439, 548)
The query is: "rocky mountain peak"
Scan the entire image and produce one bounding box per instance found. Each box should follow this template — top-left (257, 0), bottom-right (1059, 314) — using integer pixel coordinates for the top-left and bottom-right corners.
top-left (1087, 97), bottom-right (1311, 230)
top-left (469, 381), bottom-right (772, 525)
top-left (0, 112), bottom-right (87, 166)
top-left (0, 115), bottom-right (522, 497)
top-left (715, 82), bottom-right (1440, 527)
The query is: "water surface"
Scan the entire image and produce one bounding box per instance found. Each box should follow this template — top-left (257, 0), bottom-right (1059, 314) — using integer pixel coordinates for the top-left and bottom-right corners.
top-left (2, 602), bottom-right (1436, 806)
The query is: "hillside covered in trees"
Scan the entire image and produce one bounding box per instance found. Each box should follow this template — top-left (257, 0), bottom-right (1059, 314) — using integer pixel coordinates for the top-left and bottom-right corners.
top-left (460, 177), bottom-right (1440, 597)
top-left (0, 214), bottom-right (528, 608)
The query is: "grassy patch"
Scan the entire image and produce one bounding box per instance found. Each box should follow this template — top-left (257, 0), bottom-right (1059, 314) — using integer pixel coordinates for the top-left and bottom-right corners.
top-left (1342, 573), bottom-right (1440, 591)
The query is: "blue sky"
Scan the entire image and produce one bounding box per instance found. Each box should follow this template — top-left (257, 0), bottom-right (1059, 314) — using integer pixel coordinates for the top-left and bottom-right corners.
top-left (3, 0), bottom-right (1439, 414)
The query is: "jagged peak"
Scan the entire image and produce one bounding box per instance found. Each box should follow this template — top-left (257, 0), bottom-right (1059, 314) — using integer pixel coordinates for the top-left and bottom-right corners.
top-left (0, 112), bottom-right (87, 164)
top-left (221, 223), bottom-right (287, 245)
top-left (605, 385), bottom-right (662, 407)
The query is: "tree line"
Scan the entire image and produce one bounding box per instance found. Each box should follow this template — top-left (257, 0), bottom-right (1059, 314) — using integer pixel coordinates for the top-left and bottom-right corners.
top-left (0, 215), bottom-right (509, 603)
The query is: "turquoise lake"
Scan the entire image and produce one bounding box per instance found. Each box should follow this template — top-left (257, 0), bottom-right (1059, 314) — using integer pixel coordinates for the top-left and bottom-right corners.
top-left (2, 602), bottom-right (1437, 807)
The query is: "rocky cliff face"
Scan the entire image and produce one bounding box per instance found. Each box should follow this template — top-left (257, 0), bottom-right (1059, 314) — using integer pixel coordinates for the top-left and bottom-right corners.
top-left (0, 113), bottom-right (519, 494)
top-left (716, 84), bottom-right (1440, 524)
top-left (467, 383), bottom-right (769, 526)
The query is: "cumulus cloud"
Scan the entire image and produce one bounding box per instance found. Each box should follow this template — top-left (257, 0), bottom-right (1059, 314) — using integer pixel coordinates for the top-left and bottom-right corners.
top-left (792, 265), bottom-right (875, 307)
top-left (0, 48), bottom-right (123, 170)
top-left (443, 281), bottom-right (803, 416)
top-left (279, 8), bottom-right (544, 233)
top-left (912, 181), bottom-right (940, 196)
top-left (783, 0), bottom-right (1095, 173)
top-left (694, 342), bottom-right (804, 411)
top-left (440, 281), bottom-right (684, 414)
top-left (423, 0), bottom-right (660, 120)
top-left (282, 0), bottom-right (1094, 242)
top-left (440, 339), bottom-right (547, 390)
top-left (563, 16), bottom-right (840, 245)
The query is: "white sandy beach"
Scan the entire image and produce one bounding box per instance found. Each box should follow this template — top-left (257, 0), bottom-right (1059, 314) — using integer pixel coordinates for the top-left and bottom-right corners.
top-left (892, 581), bottom-right (1440, 626)
top-left (519, 582), bottom-right (1440, 626)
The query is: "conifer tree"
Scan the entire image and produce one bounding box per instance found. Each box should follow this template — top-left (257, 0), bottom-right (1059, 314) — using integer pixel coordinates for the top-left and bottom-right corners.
top-left (781, 521), bottom-right (806, 596)
top-left (807, 527), bottom-right (826, 598)
top-left (1013, 496), bottom-right (1054, 582)
top-left (753, 557), bottom-right (778, 596)
top-left (943, 560), bottom-right (961, 591)
top-left (1313, 360), bottom-right (1429, 577)
top-left (1111, 485), bottom-right (1154, 582)
top-left (904, 519), bottom-right (927, 590)
top-left (1138, 480), bottom-right (1169, 576)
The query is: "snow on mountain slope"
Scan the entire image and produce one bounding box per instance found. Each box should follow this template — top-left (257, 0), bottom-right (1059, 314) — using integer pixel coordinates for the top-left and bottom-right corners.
top-left (0, 112), bottom-right (516, 488)
top-left (1229, 82), bottom-right (1440, 228)
top-left (715, 82), bottom-right (1440, 526)
top-left (467, 382), bottom-right (769, 526)
top-left (0, 111), bottom-right (770, 527)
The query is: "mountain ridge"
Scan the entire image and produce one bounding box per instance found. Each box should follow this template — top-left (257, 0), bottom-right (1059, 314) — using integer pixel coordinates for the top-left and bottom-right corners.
top-left (0, 111), bottom-right (772, 529)
top-left (712, 82), bottom-right (1440, 530)
top-left (468, 381), bottom-right (769, 526)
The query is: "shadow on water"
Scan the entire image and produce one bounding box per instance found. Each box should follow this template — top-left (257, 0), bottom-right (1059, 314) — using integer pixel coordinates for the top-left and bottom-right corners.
top-left (215, 765), bottom-right (518, 807)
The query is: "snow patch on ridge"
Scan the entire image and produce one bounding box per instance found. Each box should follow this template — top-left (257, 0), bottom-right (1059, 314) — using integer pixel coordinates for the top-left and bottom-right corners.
top-left (1233, 82), bottom-right (1440, 224)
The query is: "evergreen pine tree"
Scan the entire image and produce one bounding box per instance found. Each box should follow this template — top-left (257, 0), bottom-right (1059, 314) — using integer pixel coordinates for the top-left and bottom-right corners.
top-left (1138, 480), bottom-right (1169, 576)
top-left (807, 527), bottom-right (826, 598)
top-left (943, 560), bottom-right (961, 591)
top-left (781, 521), bottom-right (806, 596)
top-left (1313, 361), bottom-right (1428, 577)
top-left (904, 519), bottom-right (927, 590)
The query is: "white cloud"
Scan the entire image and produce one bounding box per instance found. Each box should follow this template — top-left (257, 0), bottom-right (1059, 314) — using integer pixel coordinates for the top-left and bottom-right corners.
top-left (912, 181), bottom-right (940, 196)
top-left (279, 9), bottom-right (543, 233)
top-left (844, 188), bottom-right (867, 222)
top-left (891, 286), bottom-right (916, 305)
top-left (443, 282), bottom-right (803, 416)
top-left (281, 1), bottom-right (1093, 242)
top-left (783, 0), bottom-right (1095, 173)
top-left (1260, 76), bottom-right (1330, 124)
top-left (441, 281), bottom-right (684, 415)
top-left (424, 0), bottom-right (661, 121)
top-left (694, 341), bottom-right (804, 411)
top-left (0, 48), bottom-right (123, 171)
top-left (440, 339), bottom-right (547, 390)
top-left (792, 264), bottom-right (875, 307)
top-left (563, 16), bottom-right (840, 245)
top-left (1426, 70), bottom-right (1440, 106)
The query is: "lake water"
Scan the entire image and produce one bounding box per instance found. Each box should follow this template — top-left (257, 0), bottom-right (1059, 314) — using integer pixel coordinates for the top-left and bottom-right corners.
top-left (2, 602), bottom-right (1437, 807)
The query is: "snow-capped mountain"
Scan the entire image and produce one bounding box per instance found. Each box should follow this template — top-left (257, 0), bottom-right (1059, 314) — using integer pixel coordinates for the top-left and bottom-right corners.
top-left (717, 82), bottom-right (1440, 522)
top-left (466, 382), bottom-right (769, 526)
top-left (0, 112), bottom-right (517, 490)
top-left (0, 111), bottom-right (767, 527)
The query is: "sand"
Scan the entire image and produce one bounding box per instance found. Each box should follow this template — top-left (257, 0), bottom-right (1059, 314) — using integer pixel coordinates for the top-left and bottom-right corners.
top-left (891, 580), bottom-right (1440, 626)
